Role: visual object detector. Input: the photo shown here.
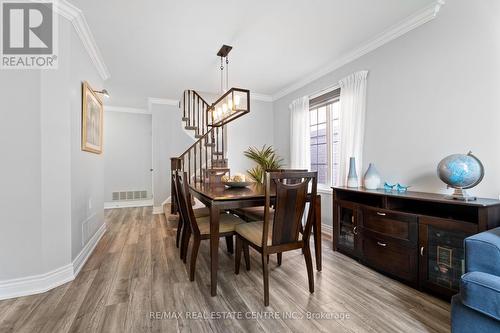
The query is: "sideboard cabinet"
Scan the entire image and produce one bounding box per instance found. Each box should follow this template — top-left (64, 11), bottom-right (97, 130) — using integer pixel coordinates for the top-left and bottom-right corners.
top-left (332, 187), bottom-right (500, 299)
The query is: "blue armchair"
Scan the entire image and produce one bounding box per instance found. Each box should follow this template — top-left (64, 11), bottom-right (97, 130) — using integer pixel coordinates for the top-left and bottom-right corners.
top-left (451, 227), bottom-right (500, 333)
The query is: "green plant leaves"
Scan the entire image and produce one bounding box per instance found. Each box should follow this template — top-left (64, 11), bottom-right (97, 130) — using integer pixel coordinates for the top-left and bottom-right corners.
top-left (244, 145), bottom-right (284, 183)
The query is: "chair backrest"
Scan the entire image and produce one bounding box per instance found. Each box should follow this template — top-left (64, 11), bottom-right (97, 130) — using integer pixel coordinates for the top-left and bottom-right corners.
top-left (174, 171), bottom-right (201, 236)
top-left (265, 169), bottom-right (307, 185)
top-left (172, 172), bottom-right (182, 217)
top-left (262, 171), bottom-right (317, 248)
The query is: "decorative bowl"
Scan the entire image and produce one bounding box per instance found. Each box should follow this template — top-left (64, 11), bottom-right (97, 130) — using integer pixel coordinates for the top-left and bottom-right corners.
top-left (222, 181), bottom-right (252, 188)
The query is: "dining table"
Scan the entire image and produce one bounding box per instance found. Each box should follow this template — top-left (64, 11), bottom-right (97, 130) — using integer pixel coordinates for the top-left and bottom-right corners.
top-left (189, 182), bottom-right (322, 296)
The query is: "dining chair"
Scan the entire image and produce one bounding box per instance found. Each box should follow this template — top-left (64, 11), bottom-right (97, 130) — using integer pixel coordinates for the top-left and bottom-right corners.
top-left (234, 171), bottom-right (317, 306)
top-left (175, 171), bottom-right (248, 281)
top-left (232, 169), bottom-right (308, 266)
top-left (233, 169), bottom-right (307, 221)
top-left (173, 171), bottom-right (221, 261)
top-left (171, 172), bottom-right (209, 256)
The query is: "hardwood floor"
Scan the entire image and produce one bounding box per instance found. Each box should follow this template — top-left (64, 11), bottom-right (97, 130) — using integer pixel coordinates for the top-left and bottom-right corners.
top-left (0, 207), bottom-right (450, 333)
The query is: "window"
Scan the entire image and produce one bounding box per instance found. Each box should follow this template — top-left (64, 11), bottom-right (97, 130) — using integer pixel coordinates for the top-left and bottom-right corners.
top-left (309, 88), bottom-right (340, 186)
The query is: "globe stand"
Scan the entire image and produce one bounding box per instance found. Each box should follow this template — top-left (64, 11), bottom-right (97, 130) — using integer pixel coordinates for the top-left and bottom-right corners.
top-left (447, 188), bottom-right (477, 201)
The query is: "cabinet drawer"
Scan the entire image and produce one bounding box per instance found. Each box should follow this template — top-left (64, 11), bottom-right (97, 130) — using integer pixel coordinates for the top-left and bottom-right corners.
top-left (362, 208), bottom-right (417, 244)
top-left (363, 235), bottom-right (417, 283)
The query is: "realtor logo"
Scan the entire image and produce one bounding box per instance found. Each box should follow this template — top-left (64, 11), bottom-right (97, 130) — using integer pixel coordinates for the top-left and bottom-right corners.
top-left (1, 0), bottom-right (58, 69)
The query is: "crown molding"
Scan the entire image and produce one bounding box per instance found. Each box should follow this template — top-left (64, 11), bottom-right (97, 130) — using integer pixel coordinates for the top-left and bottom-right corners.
top-left (51, 0), bottom-right (111, 80)
top-left (148, 97), bottom-right (179, 109)
top-left (105, 105), bottom-right (150, 115)
top-left (250, 92), bottom-right (273, 102)
top-left (272, 0), bottom-right (445, 101)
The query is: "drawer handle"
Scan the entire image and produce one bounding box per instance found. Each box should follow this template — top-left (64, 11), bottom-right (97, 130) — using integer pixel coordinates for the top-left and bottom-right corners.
top-left (377, 241), bottom-right (387, 247)
top-left (353, 226), bottom-right (358, 235)
top-left (420, 246), bottom-right (425, 256)
top-left (376, 212), bottom-right (386, 216)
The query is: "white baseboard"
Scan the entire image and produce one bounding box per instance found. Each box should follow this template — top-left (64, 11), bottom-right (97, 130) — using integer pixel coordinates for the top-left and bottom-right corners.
top-left (0, 264), bottom-right (74, 300)
top-left (321, 223), bottom-right (333, 236)
top-left (152, 206), bottom-right (164, 215)
top-left (73, 222), bottom-right (107, 276)
top-left (0, 223), bottom-right (107, 301)
top-left (104, 199), bottom-right (153, 209)
top-left (162, 197), bottom-right (171, 206)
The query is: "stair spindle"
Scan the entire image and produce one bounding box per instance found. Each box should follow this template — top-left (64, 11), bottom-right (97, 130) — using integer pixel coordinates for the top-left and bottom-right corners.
top-left (205, 138), bottom-right (208, 182)
top-left (210, 132), bottom-right (214, 166)
top-left (199, 141), bottom-right (202, 183)
top-left (194, 95), bottom-right (198, 131)
top-left (190, 92), bottom-right (195, 126)
top-left (222, 126), bottom-right (225, 161)
top-left (216, 127), bottom-right (219, 161)
top-left (188, 150), bottom-right (191, 183)
top-left (188, 91), bottom-right (192, 126)
top-left (194, 143), bottom-right (197, 183)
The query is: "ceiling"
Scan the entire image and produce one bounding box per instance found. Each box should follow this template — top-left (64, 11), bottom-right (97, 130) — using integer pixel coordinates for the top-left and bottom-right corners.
top-left (72, 0), bottom-right (436, 107)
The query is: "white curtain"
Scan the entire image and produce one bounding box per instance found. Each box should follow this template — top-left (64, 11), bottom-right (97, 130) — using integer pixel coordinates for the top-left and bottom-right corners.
top-left (289, 96), bottom-right (311, 170)
top-left (337, 71), bottom-right (368, 186)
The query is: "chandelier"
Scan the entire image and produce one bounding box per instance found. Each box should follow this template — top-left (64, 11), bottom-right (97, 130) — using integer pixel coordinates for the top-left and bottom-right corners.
top-left (208, 45), bottom-right (250, 127)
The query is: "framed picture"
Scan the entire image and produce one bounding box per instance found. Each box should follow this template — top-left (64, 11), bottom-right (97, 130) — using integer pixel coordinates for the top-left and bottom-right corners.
top-left (82, 81), bottom-right (103, 154)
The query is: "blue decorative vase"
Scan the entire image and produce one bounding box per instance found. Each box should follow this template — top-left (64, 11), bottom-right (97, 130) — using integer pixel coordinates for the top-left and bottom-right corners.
top-left (347, 157), bottom-right (359, 188)
top-left (363, 163), bottom-right (381, 190)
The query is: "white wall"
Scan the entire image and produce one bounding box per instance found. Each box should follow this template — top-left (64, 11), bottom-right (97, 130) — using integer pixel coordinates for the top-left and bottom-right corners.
top-left (151, 103), bottom-right (194, 208)
top-left (68, 24), bottom-right (104, 261)
top-left (104, 111), bottom-right (152, 202)
top-left (273, 0), bottom-right (500, 226)
top-left (226, 99), bottom-right (275, 175)
top-left (40, 19), bottom-right (72, 273)
top-left (0, 70), bottom-right (43, 280)
top-left (0, 15), bottom-right (105, 286)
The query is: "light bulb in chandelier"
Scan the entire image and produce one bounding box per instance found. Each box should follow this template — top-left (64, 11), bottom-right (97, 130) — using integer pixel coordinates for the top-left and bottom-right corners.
top-left (234, 95), bottom-right (241, 107)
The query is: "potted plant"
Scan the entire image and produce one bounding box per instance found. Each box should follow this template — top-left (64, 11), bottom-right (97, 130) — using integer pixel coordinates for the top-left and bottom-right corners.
top-left (244, 145), bottom-right (284, 183)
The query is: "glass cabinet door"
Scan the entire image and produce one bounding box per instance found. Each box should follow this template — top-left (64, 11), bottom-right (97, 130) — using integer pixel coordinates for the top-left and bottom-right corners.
top-left (424, 226), bottom-right (468, 292)
top-left (338, 206), bottom-right (356, 252)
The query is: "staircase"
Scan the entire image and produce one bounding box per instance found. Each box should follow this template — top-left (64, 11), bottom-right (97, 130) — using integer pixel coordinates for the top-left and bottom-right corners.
top-left (170, 89), bottom-right (246, 213)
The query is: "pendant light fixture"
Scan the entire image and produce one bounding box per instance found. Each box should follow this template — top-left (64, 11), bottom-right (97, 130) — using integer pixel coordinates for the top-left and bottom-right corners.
top-left (208, 45), bottom-right (250, 127)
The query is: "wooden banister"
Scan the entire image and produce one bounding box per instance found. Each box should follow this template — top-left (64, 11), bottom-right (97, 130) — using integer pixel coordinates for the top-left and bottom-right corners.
top-left (170, 88), bottom-right (245, 213)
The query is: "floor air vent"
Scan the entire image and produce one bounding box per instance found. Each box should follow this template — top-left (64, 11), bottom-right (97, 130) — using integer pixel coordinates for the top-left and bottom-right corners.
top-left (112, 190), bottom-right (148, 201)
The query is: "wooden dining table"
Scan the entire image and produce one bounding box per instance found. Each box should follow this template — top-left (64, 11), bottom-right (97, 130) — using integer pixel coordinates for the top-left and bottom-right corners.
top-left (189, 182), bottom-right (322, 296)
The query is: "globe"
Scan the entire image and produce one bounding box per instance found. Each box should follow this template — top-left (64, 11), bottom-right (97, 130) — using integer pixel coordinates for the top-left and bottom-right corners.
top-left (437, 152), bottom-right (484, 200)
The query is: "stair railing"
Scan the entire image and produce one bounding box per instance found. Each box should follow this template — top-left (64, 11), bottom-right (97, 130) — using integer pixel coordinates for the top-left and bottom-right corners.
top-left (180, 90), bottom-right (212, 137)
top-left (171, 88), bottom-right (249, 213)
top-left (170, 125), bottom-right (226, 213)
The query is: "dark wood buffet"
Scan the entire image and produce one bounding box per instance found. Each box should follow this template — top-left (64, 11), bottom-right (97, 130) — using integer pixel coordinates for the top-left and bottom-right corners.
top-left (332, 186), bottom-right (500, 299)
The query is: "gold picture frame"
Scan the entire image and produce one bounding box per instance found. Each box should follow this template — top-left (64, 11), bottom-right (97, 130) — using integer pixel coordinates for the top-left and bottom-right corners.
top-left (82, 81), bottom-right (103, 154)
